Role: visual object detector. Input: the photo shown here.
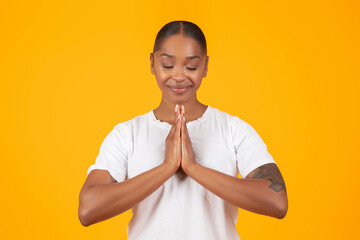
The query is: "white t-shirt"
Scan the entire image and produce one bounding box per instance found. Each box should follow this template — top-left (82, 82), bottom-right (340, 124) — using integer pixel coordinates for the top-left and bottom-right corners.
top-left (87, 105), bottom-right (276, 240)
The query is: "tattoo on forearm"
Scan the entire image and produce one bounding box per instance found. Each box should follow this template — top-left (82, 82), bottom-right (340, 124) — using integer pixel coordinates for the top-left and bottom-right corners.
top-left (252, 164), bottom-right (287, 193)
top-left (110, 175), bottom-right (118, 183)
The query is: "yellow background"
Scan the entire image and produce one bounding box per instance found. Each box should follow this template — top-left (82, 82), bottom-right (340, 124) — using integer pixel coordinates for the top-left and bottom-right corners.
top-left (1, 0), bottom-right (359, 239)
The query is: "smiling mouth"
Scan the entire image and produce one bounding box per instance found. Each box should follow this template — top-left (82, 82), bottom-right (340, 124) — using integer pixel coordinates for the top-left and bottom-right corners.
top-left (168, 85), bottom-right (191, 94)
top-left (168, 85), bottom-right (192, 89)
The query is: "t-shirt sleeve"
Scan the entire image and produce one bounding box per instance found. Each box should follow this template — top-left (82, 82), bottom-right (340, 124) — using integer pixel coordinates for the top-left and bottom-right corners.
top-left (86, 123), bottom-right (130, 182)
top-left (232, 116), bottom-right (276, 178)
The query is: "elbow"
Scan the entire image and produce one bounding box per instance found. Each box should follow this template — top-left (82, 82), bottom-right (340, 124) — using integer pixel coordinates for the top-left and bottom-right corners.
top-left (274, 195), bottom-right (288, 219)
top-left (78, 190), bottom-right (95, 227)
top-left (78, 205), bottom-right (92, 227)
top-left (276, 206), bottom-right (288, 219)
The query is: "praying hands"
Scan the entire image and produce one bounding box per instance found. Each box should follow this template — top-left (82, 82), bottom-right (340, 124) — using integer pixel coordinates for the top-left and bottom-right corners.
top-left (163, 104), bottom-right (197, 174)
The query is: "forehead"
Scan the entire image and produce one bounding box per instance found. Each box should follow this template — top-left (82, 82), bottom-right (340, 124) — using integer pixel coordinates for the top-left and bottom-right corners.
top-left (156, 34), bottom-right (204, 58)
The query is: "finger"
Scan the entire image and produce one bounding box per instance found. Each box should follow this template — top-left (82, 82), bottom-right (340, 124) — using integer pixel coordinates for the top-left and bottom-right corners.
top-left (173, 104), bottom-right (179, 126)
top-left (181, 105), bottom-right (186, 125)
top-left (175, 105), bottom-right (182, 138)
top-left (180, 106), bottom-right (184, 137)
top-left (180, 112), bottom-right (184, 156)
top-left (169, 104), bottom-right (179, 135)
top-left (181, 112), bottom-right (185, 142)
top-left (182, 113), bottom-right (190, 140)
top-left (181, 104), bottom-right (186, 128)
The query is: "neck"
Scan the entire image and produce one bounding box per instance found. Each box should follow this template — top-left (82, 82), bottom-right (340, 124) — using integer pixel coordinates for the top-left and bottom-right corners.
top-left (153, 96), bottom-right (207, 124)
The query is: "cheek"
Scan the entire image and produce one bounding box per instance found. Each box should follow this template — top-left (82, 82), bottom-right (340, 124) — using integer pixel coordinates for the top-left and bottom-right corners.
top-left (154, 72), bottom-right (170, 89)
top-left (158, 71), bottom-right (171, 79)
top-left (154, 68), bottom-right (170, 80)
top-left (191, 72), bottom-right (204, 83)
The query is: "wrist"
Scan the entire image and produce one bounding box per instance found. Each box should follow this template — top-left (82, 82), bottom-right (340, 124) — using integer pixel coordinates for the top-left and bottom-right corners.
top-left (162, 162), bottom-right (179, 174)
top-left (183, 162), bottom-right (199, 176)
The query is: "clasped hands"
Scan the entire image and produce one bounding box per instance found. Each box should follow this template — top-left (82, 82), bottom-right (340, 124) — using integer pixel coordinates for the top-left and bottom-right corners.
top-left (164, 104), bottom-right (197, 174)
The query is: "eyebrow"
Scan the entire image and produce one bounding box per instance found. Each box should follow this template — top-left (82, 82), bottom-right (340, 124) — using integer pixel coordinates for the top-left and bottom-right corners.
top-left (159, 53), bottom-right (201, 60)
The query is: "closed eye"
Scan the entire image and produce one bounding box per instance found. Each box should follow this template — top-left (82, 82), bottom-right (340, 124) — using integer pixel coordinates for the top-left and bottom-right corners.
top-left (186, 67), bottom-right (197, 71)
top-left (162, 66), bottom-right (197, 71)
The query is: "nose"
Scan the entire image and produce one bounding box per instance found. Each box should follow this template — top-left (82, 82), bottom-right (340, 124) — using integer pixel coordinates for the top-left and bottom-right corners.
top-left (172, 66), bottom-right (186, 81)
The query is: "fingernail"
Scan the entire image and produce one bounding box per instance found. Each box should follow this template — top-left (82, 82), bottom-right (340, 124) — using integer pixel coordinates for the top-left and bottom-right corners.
top-left (178, 114), bottom-right (180, 119)
top-left (183, 116), bottom-right (185, 122)
top-left (175, 104), bottom-right (178, 112)
top-left (182, 105), bottom-right (185, 114)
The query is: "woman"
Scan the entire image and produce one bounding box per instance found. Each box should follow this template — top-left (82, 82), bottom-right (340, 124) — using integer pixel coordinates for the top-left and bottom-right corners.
top-left (78, 20), bottom-right (288, 240)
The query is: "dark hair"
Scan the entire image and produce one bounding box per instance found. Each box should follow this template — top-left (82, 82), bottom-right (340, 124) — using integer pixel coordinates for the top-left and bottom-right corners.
top-left (152, 20), bottom-right (207, 55)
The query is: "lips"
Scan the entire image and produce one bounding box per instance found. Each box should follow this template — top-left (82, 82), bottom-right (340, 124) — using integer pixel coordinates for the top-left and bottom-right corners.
top-left (168, 85), bottom-right (191, 89)
top-left (168, 85), bottom-right (191, 94)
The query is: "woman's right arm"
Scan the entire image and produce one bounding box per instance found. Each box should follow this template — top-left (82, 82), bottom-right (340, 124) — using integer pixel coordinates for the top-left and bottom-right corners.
top-left (78, 163), bottom-right (177, 226)
top-left (79, 105), bottom-right (183, 226)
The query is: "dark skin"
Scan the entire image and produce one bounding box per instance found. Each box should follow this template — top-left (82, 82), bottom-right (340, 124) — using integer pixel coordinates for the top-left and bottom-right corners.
top-left (78, 33), bottom-right (287, 227)
top-left (150, 34), bottom-right (209, 125)
top-left (151, 34), bottom-right (288, 218)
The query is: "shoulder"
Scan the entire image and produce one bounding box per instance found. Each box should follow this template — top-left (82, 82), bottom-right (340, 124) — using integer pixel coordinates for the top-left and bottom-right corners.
top-left (208, 106), bottom-right (263, 147)
top-left (208, 105), bottom-right (249, 131)
top-left (112, 110), bottom-right (150, 136)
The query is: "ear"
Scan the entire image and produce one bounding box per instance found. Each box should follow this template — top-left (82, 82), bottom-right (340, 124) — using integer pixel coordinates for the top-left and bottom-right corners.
top-left (202, 56), bottom-right (209, 78)
top-left (150, 53), bottom-right (155, 75)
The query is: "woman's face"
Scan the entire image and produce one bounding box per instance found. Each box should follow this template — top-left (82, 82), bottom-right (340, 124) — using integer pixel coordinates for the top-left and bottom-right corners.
top-left (150, 34), bottom-right (209, 103)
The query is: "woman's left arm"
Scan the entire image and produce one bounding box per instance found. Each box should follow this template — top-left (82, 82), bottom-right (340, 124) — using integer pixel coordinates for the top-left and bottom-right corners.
top-left (180, 111), bottom-right (288, 219)
top-left (184, 162), bottom-right (288, 219)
